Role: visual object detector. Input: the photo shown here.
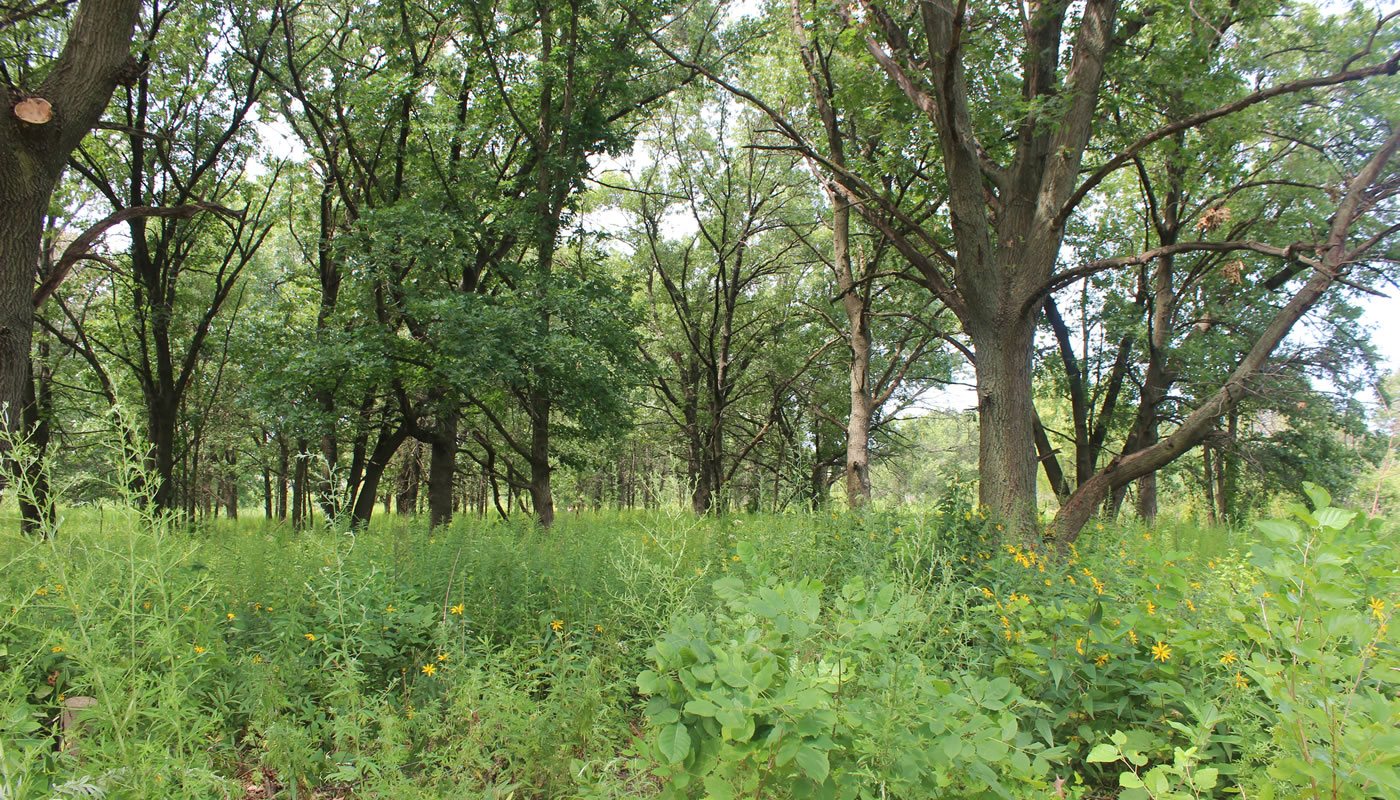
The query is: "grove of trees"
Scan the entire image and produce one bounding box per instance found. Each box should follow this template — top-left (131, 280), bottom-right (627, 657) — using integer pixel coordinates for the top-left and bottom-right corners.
top-left (3, 0), bottom-right (1399, 540)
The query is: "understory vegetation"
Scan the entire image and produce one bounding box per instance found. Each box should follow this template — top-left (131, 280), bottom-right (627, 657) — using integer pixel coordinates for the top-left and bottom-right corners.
top-left (1, 485), bottom-right (1395, 800)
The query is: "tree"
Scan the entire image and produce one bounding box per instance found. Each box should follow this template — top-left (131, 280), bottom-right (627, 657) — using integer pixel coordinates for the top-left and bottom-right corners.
top-left (626, 103), bottom-right (832, 513)
top-left (653, 0), bottom-right (1400, 538)
top-left (784, 0), bottom-right (961, 507)
top-left (0, 0), bottom-right (140, 480)
top-left (45, 0), bottom-right (278, 511)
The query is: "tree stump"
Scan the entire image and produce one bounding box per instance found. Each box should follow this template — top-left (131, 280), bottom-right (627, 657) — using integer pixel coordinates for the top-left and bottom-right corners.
top-left (13, 97), bottom-right (53, 124)
top-left (59, 695), bottom-right (98, 756)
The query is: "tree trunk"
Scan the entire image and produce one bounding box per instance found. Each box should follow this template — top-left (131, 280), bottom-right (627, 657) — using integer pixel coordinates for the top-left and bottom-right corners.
top-left (528, 389), bottom-right (554, 527)
top-left (428, 411), bottom-right (457, 529)
top-left (224, 449), bottom-right (238, 520)
top-left (292, 439), bottom-right (309, 528)
top-left (276, 439), bottom-right (288, 520)
top-left (0, 201), bottom-right (48, 445)
top-left (147, 396), bottom-right (178, 511)
top-left (262, 466), bottom-right (272, 520)
top-left (1135, 472), bottom-right (1157, 523)
top-left (396, 439), bottom-right (420, 514)
top-left (349, 424), bottom-right (408, 529)
top-left (840, 206), bottom-right (874, 509)
top-left (970, 319), bottom-right (1040, 533)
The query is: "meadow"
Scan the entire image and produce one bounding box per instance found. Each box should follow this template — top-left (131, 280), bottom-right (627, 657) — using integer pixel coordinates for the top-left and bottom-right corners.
top-left (0, 489), bottom-right (1396, 800)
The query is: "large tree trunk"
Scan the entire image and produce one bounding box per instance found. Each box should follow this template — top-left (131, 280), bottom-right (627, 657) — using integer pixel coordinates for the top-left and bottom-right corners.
top-left (0, 202), bottom-right (48, 443)
top-left (147, 393), bottom-right (178, 511)
top-left (970, 318), bottom-right (1040, 533)
top-left (428, 411), bottom-right (457, 528)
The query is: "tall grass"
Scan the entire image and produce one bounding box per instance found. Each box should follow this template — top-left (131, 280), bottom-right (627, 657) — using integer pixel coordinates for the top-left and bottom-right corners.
top-left (1, 482), bottom-right (1394, 798)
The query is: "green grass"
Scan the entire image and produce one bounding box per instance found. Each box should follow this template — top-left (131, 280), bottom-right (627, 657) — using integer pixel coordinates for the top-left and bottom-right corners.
top-left (0, 495), bottom-right (1395, 799)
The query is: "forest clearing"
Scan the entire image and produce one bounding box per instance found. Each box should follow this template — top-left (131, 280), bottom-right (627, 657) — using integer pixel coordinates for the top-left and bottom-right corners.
top-left (3, 0), bottom-right (1400, 796)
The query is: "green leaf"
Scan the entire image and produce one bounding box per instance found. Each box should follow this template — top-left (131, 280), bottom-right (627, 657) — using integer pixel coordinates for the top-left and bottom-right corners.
top-left (684, 698), bottom-right (719, 717)
top-left (1087, 743), bottom-right (1120, 763)
top-left (657, 722), bottom-right (691, 764)
top-left (704, 774), bottom-right (736, 800)
top-left (1255, 519), bottom-right (1299, 543)
top-left (795, 746), bottom-right (830, 783)
top-left (1314, 507), bottom-right (1356, 531)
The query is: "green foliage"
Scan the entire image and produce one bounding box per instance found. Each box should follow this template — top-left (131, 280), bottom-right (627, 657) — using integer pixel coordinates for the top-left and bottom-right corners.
top-left (1237, 483), bottom-right (1400, 797)
top-left (637, 542), bottom-right (1061, 799)
top-left (1, 470), bottom-right (1395, 798)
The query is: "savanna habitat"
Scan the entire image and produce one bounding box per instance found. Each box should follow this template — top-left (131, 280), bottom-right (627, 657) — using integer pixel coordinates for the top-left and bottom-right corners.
top-left (2, 0), bottom-right (1400, 797)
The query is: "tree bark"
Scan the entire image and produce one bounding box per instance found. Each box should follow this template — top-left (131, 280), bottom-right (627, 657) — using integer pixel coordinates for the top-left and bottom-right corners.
top-left (528, 388), bottom-right (554, 527)
top-left (428, 411), bottom-right (457, 529)
top-left (969, 317), bottom-right (1041, 533)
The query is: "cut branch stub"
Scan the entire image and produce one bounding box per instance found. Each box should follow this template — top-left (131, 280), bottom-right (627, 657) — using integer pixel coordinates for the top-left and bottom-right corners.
top-left (14, 97), bottom-right (53, 124)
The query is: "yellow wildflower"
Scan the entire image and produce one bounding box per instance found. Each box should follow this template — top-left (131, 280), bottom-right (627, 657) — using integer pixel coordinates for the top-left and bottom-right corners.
top-left (551, 619), bottom-right (564, 632)
top-left (1151, 641), bottom-right (1172, 662)
top-left (304, 633), bottom-right (316, 641)
top-left (1233, 671), bottom-right (1249, 689)
top-left (595, 624), bottom-right (604, 633)
top-left (51, 646), bottom-right (64, 653)
top-left (1369, 597), bottom-right (1386, 620)
top-left (1094, 654), bottom-right (1109, 666)
top-left (1128, 630), bottom-right (1139, 645)
top-left (1075, 638), bottom-right (1085, 656)
top-left (436, 653), bottom-right (448, 662)
top-left (193, 645), bottom-right (206, 654)
top-left (1219, 650), bottom-right (1238, 665)
top-left (450, 603), bottom-right (464, 615)
top-left (421, 663), bottom-right (437, 677)
top-left (1146, 601), bottom-right (1156, 615)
